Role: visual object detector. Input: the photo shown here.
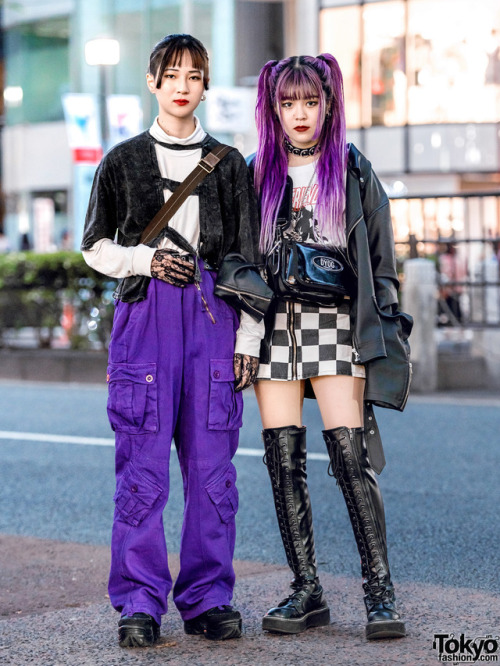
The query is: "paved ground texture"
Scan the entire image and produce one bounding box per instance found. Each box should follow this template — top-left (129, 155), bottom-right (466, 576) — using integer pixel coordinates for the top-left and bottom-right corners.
top-left (1, 535), bottom-right (499, 666)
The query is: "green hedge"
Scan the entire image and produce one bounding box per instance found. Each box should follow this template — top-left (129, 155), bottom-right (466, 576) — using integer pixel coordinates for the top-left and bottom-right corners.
top-left (0, 251), bottom-right (117, 349)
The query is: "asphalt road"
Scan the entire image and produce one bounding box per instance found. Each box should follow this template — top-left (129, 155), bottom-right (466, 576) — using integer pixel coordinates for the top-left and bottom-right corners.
top-left (1, 379), bottom-right (499, 594)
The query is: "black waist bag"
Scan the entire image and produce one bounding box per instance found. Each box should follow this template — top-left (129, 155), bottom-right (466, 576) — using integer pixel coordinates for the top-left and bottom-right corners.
top-left (268, 239), bottom-right (356, 307)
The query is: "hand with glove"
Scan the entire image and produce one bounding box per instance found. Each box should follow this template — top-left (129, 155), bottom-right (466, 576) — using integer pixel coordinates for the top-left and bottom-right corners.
top-left (151, 249), bottom-right (195, 287)
top-left (233, 353), bottom-right (260, 392)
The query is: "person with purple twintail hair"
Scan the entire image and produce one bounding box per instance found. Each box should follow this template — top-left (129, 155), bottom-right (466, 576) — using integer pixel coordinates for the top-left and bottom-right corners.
top-left (249, 54), bottom-right (412, 640)
top-left (82, 34), bottom-right (263, 648)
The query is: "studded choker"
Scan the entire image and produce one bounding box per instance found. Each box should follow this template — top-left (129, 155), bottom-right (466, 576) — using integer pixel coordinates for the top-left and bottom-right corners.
top-left (284, 138), bottom-right (318, 157)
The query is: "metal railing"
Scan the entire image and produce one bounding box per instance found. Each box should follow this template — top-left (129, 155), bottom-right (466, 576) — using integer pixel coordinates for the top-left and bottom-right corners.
top-left (389, 190), bottom-right (500, 328)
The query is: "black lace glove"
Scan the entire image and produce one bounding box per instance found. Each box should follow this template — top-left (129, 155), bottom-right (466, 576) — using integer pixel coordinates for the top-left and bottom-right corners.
top-left (233, 354), bottom-right (259, 392)
top-left (151, 249), bottom-right (195, 287)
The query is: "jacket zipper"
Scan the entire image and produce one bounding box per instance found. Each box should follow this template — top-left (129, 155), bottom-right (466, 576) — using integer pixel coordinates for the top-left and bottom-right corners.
top-left (346, 211), bottom-right (364, 359)
top-left (215, 284), bottom-right (270, 318)
top-left (287, 301), bottom-right (298, 380)
top-left (345, 213), bottom-right (363, 278)
top-left (400, 361), bottom-right (413, 410)
top-left (215, 284), bottom-right (271, 303)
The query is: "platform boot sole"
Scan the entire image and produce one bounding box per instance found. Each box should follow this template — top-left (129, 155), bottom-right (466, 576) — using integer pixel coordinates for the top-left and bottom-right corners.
top-left (262, 606), bottom-right (331, 634)
top-left (366, 618), bottom-right (406, 640)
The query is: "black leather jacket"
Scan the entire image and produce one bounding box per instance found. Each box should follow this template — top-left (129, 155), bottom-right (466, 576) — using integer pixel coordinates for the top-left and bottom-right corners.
top-left (344, 143), bottom-right (400, 362)
top-left (81, 131), bottom-right (261, 302)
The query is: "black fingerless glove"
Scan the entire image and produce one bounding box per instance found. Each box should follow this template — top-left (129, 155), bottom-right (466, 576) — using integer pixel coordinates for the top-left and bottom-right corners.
top-left (151, 249), bottom-right (195, 286)
top-left (233, 353), bottom-right (260, 392)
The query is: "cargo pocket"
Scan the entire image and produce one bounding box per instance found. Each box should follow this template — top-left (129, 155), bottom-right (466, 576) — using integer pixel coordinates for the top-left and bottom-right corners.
top-left (107, 362), bottom-right (158, 434)
top-left (113, 464), bottom-right (163, 527)
top-left (205, 463), bottom-right (239, 524)
top-left (207, 359), bottom-right (243, 431)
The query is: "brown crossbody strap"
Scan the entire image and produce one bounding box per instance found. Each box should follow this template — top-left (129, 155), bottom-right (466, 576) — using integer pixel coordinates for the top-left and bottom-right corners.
top-left (140, 144), bottom-right (233, 245)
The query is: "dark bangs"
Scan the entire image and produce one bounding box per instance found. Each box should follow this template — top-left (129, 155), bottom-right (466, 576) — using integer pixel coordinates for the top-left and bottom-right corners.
top-left (149, 34), bottom-right (210, 89)
top-left (275, 60), bottom-right (322, 103)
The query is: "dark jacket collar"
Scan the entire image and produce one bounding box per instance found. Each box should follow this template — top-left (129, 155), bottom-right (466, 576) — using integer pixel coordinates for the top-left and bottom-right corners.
top-left (347, 142), bottom-right (363, 178)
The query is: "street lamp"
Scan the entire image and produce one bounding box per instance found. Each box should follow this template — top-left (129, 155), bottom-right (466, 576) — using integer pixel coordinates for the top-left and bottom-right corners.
top-left (84, 38), bottom-right (120, 150)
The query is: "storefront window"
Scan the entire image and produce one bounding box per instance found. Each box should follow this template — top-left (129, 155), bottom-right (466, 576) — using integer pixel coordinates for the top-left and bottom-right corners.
top-left (407, 0), bottom-right (500, 124)
top-left (321, 0), bottom-right (500, 128)
top-left (362, 1), bottom-right (406, 127)
top-left (5, 18), bottom-right (70, 125)
top-left (320, 6), bottom-right (362, 129)
top-left (321, 2), bottom-right (405, 128)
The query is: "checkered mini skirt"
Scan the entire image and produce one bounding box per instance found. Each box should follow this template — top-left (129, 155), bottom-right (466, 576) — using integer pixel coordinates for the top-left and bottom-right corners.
top-left (257, 299), bottom-right (366, 382)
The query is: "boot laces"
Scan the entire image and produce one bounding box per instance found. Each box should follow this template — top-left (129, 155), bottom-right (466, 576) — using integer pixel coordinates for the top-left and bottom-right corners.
top-left (262, 435), bottom-right (284, 486)
top-left (280, 581), bottom-right (314, 607)
top-left (325, 432), bottom-right (346, 480)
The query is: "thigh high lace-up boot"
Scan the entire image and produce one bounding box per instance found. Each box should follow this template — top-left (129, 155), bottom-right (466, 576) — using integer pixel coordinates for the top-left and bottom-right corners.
top-left (322, 426), bottom-right (406, 640)
top-left (261, 425), bottom-right (330, 634)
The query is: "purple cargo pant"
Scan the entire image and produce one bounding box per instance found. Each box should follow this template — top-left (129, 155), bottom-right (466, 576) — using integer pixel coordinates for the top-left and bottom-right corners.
top-left (106, 266), bottom-right (243, 626)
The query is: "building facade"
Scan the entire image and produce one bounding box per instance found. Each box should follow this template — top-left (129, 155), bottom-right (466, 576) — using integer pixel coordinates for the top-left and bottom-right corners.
top-left (1, 0), bottom-right (499, 260)
top-left (0, 0), bottom-right (287, 251)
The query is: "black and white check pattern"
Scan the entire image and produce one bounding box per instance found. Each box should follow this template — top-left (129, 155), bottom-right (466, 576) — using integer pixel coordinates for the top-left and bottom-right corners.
top-left (258, 299), bottom-right (366, 381)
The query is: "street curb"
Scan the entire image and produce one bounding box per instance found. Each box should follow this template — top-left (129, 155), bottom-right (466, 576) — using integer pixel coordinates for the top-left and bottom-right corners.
top-left (2, 350), bottom-right (500, 400)
top-left (0, 349), bottom-right (107, 384)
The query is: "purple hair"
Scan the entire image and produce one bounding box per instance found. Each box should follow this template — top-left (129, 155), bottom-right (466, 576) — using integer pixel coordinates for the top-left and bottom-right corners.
top-left (254, 54), bottom-right (347, 253)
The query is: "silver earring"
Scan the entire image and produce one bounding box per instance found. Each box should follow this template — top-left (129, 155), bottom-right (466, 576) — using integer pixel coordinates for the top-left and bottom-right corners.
top-left (201, 94), bottom-right (206, 101)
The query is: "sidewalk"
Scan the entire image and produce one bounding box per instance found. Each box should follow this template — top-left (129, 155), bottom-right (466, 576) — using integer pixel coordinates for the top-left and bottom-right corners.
top-left (1, 534), bottom-right (498, 665)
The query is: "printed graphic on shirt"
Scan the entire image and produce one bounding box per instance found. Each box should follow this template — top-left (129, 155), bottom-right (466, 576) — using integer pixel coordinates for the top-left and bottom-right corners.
top-left (286, 181), bottom-right (327, 244)
top-left (292, 183), bottom-right (319, 211)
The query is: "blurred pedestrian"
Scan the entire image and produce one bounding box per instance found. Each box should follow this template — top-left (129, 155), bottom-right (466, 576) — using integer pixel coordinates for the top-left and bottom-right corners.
top-left (249, 54), bottom-right (411, 640)
top-left (82, 33), bottom-right (262, 648)
top-left (438, 242), bottom-right (467, 324)
top-left (20, 232), bottom-right (31, 251)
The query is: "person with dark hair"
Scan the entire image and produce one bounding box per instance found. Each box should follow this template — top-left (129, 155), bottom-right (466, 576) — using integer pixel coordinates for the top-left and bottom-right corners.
top-left (250, 54), bottom-right (411, 640)
top-left (82, 34), bottom-right (263, 648)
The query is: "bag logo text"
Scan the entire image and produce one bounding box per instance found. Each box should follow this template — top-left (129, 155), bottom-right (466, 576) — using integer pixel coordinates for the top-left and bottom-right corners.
top-left (313, 255), bottom-right (343, 272)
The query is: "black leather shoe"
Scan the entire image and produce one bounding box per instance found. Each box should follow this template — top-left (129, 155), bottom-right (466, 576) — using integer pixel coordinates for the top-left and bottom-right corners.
top-left (365, 592), bottom-right (406, 640)
top-left (262, 581), bottom-right (330, 634)
top-left (118, 612), bottom-right (160, 648)
top-left (184, 605), bottom-right (242, 640)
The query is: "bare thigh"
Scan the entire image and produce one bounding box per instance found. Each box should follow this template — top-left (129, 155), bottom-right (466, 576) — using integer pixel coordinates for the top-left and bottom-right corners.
top-left (254, 380), bottom-right (305, 429)
top-left (310, 375), bottom-right (365, 429)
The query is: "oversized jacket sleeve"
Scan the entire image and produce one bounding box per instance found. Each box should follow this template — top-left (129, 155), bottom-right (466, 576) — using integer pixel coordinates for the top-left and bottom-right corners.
top-left (228, 151), bottom-right (262, 266)
top-left (81, 155), bottom-right (119, 251)
top-left (360, 162), bottom-right (400, 314)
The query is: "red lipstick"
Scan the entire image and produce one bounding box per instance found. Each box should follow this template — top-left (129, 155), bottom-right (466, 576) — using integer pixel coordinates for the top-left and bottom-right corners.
top-left (294, 126), bottom-right (309, 132)
top-left (174, 99), bottom-right (189, 106)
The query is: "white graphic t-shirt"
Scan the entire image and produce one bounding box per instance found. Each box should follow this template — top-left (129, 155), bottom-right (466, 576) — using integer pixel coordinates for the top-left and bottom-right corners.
top-left (287, 161), bottom-right (346, 247)
top-left (287, 161), bottom-right (323, 243)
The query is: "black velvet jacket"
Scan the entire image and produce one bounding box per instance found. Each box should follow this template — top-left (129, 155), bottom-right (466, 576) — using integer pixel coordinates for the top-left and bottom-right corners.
top-left (82, 131), bottom-right (261, 302)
